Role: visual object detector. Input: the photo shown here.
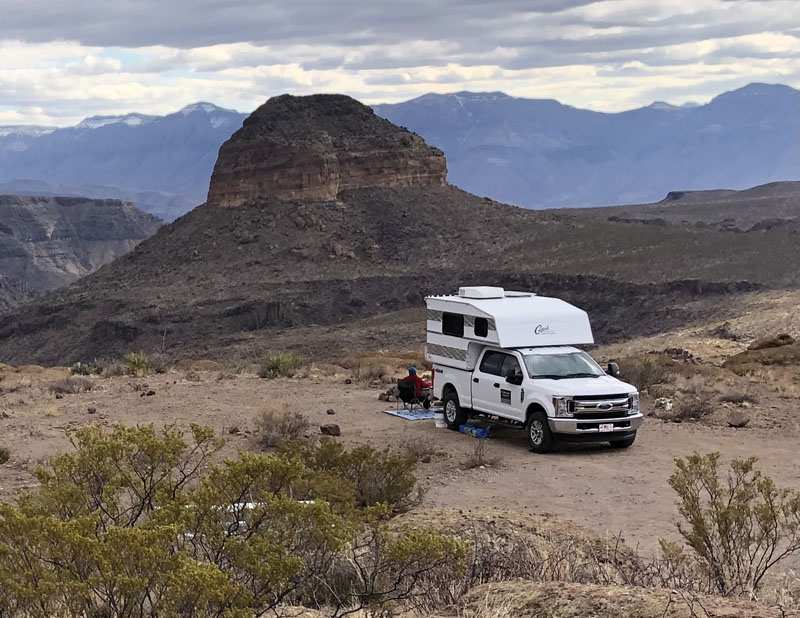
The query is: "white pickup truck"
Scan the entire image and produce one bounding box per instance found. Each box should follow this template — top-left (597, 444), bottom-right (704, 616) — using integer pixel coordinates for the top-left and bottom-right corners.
top-left (426, 286), bottom-right (643, 452)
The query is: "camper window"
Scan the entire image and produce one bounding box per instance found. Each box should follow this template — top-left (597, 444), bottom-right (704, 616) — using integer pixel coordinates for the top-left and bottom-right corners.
top-left (474, 317), bottom-right (489, 337)
top-left (442, 312), bottom-right (464, 337)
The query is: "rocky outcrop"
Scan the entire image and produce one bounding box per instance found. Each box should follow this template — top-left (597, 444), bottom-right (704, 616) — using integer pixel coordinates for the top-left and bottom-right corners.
top-left (206, 94), bottom-right (446, 206)
top-left (0, 195), bottom-right (161, 312)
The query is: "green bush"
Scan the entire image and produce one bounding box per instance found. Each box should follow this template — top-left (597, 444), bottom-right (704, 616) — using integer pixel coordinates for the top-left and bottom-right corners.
top-left (665, 452), bottom-right (800, 597)
top-left (283, 438), bottom-right (423, 513)
top-left (258, 351), bottom-right (303, 378)
top-left (70, 361), bottom-right (99, 376)
top-left (619, 356), bottom-right (672, 393)
top-left (0, 424), bottom-right (463, 618)
top-left (123, 352), bottom-right (171, 377)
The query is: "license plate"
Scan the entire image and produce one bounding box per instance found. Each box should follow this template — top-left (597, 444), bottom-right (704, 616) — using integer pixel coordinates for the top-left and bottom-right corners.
top-left (599, 423), bottom-right (614, 432)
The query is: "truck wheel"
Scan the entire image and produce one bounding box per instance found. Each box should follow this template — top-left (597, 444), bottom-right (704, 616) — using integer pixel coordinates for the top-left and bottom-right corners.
top-left (610, 433), bottom-right (636, 449)
top-left (443, 392), bottom-right (467, 431)
top-left (526, 411), bottom-right (555, 453)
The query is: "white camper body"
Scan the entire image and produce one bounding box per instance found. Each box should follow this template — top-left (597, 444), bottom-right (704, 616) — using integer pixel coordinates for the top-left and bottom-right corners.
top-left (426, 287), bottom-right (594, 371)
top-left (425, 286), bottom-right (642, 453)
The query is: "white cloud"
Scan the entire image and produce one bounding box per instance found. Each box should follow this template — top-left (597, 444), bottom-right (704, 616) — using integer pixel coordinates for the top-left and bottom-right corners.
top-left (0, 0), bottom-right (797, 125)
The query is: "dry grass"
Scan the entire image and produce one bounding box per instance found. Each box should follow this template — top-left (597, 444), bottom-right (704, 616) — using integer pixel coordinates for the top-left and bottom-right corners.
top-left (718, 391), bottom-right (759, 405)
top-left (47, 376), bottom-right (94, 395)
top-left (255, 403), bottom-right (311, 448)
top-left (258, 351), bottom-right (303, 379)
top-left (462, 440), bottom-right (500, 470)
top-left (617, 355), bottom-right (673, 393)
top-left (336, 349), bottom-right (430, 385)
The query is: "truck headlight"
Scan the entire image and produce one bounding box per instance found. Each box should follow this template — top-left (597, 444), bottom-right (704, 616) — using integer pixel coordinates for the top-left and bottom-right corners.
top-left (628, 393), bottom-right (640, 415)
top-left (553, 397), bottom-right (572, 417)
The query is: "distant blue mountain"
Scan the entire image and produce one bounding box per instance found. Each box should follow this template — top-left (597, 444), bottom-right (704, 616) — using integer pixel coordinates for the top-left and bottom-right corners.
top-left (0, 103), bottom-right (247, 219)
top-left (373, 83), bottom-right (799, 208)
top-left (0, 84), bottom-right (796, 215)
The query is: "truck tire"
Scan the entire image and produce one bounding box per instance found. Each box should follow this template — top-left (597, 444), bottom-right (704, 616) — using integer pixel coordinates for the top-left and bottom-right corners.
top-left (526, 411), bottom-right (555, 453)
top-left (609, 433), bottom-right (636, 449)
top-left (443, 392), bottom-right (467, 431)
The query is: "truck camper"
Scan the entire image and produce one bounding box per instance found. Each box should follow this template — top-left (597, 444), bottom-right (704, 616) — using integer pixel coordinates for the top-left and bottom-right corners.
top-left (426, 286), bottom-right (642, 452)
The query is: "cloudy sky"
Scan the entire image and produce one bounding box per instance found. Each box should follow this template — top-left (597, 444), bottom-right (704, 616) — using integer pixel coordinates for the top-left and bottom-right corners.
top-left (1, 0), bottom-right (798, 126)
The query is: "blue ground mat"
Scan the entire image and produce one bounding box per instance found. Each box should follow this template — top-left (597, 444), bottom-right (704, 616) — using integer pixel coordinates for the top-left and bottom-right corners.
top-left (383, 407), bottom-right (443, 421)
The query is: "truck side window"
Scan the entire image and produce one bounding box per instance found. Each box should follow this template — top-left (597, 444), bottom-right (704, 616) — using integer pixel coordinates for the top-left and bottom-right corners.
top-left (442, 312), bottom-right (464, 337)
top-left (479, 351), bottom-right (505, 375)
top-left (501, 355), bottom-right (522, 378)
top-left (474, 317), bottom-right (488, 337)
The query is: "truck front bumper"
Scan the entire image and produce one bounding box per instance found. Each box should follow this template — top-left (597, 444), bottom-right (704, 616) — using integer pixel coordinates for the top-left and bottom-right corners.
top-left (549, 413), bottom-right (643, 440)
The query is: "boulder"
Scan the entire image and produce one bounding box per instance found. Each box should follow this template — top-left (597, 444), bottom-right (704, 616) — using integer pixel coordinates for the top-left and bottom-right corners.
top-left (320, 424), bottom-right (341, 436)
top-left (728, 410), bottom-right (751, 428)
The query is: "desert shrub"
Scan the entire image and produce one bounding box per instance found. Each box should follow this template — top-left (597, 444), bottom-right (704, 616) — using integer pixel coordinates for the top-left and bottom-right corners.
top-left (100, 358), bottom-right (126, 377)
top-left (0, 424), bottom-right (463, 618)
top-left (283, 438), bottom-right (423, 513)
top-left (70, 361), bottom-right (99, 375)
top-left (718, 391), bottom-right (759, 405)
top-left (184, 369), bottom-right (201, 382)
top-left (619, 357), bottom-right (671, 392)
top-left (259, 351), bottom-right (303, 378)
top-left (0, 446), bottom-right (9, 464)
top-left (661, 395), bottom-right (713, 422)
top-left (123, 351), bottom-right (171, 377)
top-left (47, 376), bottom-right (94, 395)
top-left (665, 452), bottom-right (800, 597)
top-left (256, 403), bottom-right (311, 447)
top-left (462, 440), bottom-right (499, 470)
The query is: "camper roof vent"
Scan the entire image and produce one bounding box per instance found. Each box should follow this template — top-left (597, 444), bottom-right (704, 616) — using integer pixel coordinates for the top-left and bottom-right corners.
top-left (504, 290), bottom-right (535, 297)
top-left (458, 286), bottom-right (505, 299)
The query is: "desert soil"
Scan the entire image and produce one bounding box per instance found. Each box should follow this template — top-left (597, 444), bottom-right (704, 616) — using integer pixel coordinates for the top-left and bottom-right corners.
top-left (1, 360), bottom-right (797, 555)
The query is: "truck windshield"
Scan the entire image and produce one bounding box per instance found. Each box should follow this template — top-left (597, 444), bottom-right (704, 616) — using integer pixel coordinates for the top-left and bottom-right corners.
top-left (523, 351), bottom-right (605, 379)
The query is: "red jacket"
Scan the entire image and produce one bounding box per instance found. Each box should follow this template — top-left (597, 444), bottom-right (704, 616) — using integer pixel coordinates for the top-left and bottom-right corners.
top-left (403, 373), bottom-right (431, 397)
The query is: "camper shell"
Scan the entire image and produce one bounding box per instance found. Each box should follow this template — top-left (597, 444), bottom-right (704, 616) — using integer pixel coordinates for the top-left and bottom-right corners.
top-left (426, 286), bottom-right (594, 370)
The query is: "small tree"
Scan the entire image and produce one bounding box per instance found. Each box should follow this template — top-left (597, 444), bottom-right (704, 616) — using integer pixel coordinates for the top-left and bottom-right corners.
top-left (667, 452), bottom-right (800, 598)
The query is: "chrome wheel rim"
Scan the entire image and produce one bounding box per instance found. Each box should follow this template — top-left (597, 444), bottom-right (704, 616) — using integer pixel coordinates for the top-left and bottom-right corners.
top-left (529, 420), bottom-right (544, 445)
top-left (445, 400), bottom-right (457, 423)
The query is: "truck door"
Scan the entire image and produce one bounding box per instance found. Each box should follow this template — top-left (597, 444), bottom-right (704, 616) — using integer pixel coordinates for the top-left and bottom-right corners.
top-left (472, 351), bottom-right (525, 420)
top-left (471, 350), bottom-right (505, 413)
top-left (497, 354), bottom-right (525, 421)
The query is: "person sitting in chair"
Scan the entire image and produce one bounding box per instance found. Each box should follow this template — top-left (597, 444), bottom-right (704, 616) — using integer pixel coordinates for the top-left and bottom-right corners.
top-left (402, 366), bottom-right (432, 405)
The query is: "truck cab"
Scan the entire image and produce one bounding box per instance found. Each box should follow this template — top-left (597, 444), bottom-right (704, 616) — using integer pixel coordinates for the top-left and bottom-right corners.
top-left (426, 286), bottom-right (643, 452)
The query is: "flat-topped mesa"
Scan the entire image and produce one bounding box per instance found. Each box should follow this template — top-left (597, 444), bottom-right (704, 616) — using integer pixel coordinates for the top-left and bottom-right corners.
top-left (206, 94), bottom-right (447, 206)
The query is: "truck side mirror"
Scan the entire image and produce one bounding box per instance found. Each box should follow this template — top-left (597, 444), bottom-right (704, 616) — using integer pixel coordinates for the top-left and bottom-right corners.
top-left (506, 374), bottom-right (523, 385)
top-left (607, 362), bottom-right (620, 378)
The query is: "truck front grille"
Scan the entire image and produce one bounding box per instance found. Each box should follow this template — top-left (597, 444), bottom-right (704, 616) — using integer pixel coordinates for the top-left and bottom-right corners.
top-left (571, 394), bottom-right (631, 419)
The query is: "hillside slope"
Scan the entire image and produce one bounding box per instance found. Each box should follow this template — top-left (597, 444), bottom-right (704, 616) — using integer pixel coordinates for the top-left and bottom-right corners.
top-left (0, 95), bottom-right (793, 365)
top-left (0, 195), bottom-right (162, 313)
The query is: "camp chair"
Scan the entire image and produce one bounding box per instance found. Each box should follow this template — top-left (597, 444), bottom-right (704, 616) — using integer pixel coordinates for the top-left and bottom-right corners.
top-left (396, 378), bottom-right (431, 411)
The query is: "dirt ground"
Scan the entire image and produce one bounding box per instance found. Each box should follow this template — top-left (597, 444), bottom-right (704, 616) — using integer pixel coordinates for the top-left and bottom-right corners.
top-left (1, 356), bottom-right (797, 555)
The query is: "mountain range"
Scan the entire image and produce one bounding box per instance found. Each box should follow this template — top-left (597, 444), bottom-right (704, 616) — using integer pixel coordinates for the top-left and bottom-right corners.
top-left (0, 94), bottom-right (794, 366)
top-left (0, 84), bottom-right (796, 218)
top-left (0, 103), bottom-right (247, 220)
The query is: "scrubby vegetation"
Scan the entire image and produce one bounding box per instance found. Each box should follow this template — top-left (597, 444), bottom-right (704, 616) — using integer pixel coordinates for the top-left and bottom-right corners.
top-left (256, 403), bottom-right (311, 447)
top-left (0, 424), bottom-right (466, 618)
top-left (0, 446), bottom-right (9, 464)
top-left (47, 376), bottom-right (94, 395)
top-left (123, 351), bottom-right (172, 376)
top-left (618, 355), bottom-right (672, 393)
top-left (259, 351), bottom-right (304, 378)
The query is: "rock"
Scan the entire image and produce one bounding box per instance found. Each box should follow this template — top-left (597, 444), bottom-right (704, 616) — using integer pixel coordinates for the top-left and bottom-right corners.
top-left (345, 378), bottom-right (352, 385)
top-left (320, 424), bottom-right (341, 436)
top-left (326, 408), bottom-right (336, 415)
top-left (728, 410), bottom-right (751, 428)
top-left (55, 392), bottom-right (64, 399)
top-left (421, 454), bottom-right (432, 464)
top-left (654, 397), bottom-right (673, 411)
top-left (748, 333), bottom-right (795, 350)
top-left (378, 392), bottom-right (389, 402)
top-left (369, 379), bottom-right (382, 388)
top-left (140, 390), bottom-right (156, 397)
top-left (206, 94), bottom-right (446, 207)
top-left (87, 407), bottom-right (96, 414)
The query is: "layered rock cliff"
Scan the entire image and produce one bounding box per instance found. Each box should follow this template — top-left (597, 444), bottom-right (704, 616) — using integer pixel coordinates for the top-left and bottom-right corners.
top-left (0, 195), bottom-right (161, 312)
top-left (206, 94), bottom-right (447, 206)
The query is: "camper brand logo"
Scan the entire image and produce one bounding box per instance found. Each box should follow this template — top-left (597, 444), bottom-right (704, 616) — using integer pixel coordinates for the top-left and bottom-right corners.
top-left (534, 324), bottom-right (555, 335)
